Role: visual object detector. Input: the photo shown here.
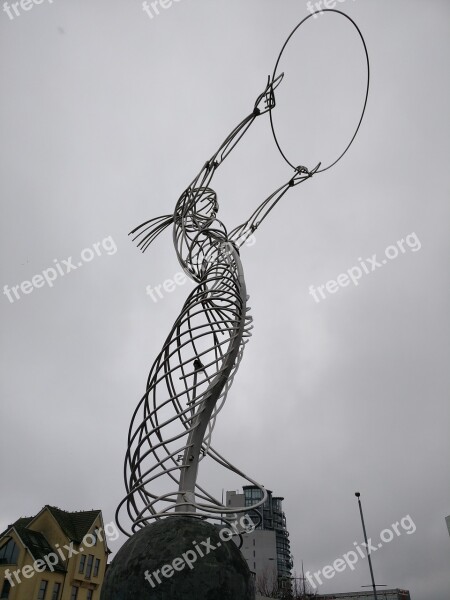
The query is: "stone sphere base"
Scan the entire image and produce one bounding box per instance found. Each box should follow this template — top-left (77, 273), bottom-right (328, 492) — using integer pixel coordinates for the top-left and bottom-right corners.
top-left (100, 516), bottom-right (255, 600)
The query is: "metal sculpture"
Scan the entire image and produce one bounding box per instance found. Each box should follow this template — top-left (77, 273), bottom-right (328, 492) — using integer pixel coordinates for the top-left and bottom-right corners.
top-left (116, 9), bottom-right (370, 537)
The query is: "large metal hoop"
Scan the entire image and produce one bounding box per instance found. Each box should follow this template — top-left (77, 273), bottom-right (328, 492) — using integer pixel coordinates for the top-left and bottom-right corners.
top-left (269, 9), bottom-right (370, 174)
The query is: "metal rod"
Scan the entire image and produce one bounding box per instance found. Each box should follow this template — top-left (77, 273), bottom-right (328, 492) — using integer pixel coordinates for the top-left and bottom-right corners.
top-left (355, 492), bottom-right (378, 600)
top-left (302, 560), bottom-right (306, 598)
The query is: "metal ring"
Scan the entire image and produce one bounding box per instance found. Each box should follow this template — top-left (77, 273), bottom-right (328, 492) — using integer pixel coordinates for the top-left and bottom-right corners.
top-left (269, 9), bottom-right (370, 174)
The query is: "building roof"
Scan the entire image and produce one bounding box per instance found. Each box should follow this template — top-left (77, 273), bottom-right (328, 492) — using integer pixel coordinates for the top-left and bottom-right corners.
top-left (0, 506), bottom-right (108, 572)
top-left (0, 517), bottom-right (33, 539)
top-left (1, 506), bottom-right (102, 546)
top-left (44, 505), bottom-right (101, 543)
top-left (318, 590), bottom-right (410, 599)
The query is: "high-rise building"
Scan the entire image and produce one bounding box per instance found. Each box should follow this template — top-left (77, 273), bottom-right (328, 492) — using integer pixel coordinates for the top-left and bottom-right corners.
top-left (226, 486), bottom-right (293, 594)
top-left (0, 505), bottom-right (111, 600)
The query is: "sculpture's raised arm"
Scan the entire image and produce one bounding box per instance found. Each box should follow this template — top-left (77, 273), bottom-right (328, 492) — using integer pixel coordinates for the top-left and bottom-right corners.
top-left (130, 74), bottom-right (285, 254)
top-left (188, 73), bottom-right (285, 193)
top-left (229, 162), bottom-right (321, 247)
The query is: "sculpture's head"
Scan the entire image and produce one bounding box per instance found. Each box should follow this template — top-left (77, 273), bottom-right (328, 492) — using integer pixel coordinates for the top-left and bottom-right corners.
top-left (175, 187), bottom-right (219, 232)
top-left (129, 187), bottom-right (225, 277)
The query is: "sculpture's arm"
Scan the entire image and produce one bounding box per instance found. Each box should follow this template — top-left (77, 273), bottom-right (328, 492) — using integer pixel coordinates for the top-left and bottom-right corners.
top-left (188, 74), bottom-right (285, 194)
top-left (229, 163), bottom-right (321, 247)
top-left (130, 76), bottom-right (285, 253)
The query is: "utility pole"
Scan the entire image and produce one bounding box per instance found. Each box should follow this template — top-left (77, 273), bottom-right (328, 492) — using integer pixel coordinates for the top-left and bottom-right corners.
top-left (355, 492), bottom-right (378, 600)
top-left (302, 560), bottom-right (306, 598)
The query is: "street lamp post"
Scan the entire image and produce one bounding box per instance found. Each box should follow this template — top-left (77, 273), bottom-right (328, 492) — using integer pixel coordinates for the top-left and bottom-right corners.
top-left (355, 492), bottom-right (378, 600)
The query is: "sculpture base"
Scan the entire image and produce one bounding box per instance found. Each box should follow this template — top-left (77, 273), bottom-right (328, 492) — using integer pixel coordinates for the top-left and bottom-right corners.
top-left (100, 516), bottom-right (255, 599)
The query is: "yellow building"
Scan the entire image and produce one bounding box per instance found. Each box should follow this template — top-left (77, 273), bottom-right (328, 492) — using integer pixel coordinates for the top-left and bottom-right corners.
top-left (0, 505), bottom-right (111, 600)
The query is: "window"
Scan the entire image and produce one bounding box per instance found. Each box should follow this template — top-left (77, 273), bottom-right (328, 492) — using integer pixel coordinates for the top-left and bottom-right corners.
top-left (85, 555), bottom-right (94, 579)
top-left (79, 554), bottom-right (86, 574)
top-left (70, 586), bottom-right (79, 600)
top-left (51, 582), bottom-right (61, 600)
top-left (93, 558), bottom-right (100, 577)
top-left (84, 530), bottom-right (98, 547)
top-left (37, 580), bottom-right (48, 600)
top-left (0, 539), bottom-right (19, 565)
top-left (1, 580), bottom-right (11, 599)
top-left (244, 487), bottom-right (262, 506)
top-left (86, 590), bottom-right (93, 600)
top-left (28, 533), bottom-right (42, 545)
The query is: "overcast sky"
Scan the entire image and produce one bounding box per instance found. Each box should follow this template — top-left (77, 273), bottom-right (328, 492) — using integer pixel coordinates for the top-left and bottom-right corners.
top-left (1, 1), bottom-right (449, 599)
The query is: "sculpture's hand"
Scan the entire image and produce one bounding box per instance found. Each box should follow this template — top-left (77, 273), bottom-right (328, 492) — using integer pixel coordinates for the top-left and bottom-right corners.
top-left (253, 73), bottom-right (284, 115)
top-left (288, 162), bottom-right (321, 186)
